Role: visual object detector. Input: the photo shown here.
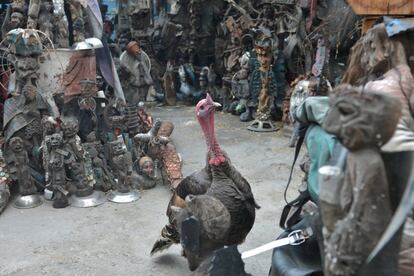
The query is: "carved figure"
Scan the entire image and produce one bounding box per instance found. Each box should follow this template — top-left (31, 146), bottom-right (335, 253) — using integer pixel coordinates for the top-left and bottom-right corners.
top-left (41, 116), bottom-right (59, 185)
top-left (136, 156), bottom-right (162, 190)
top-left (46, 132), bottom-right (69, 208)
top-left (134, 119), bottom-right (183, 188)
top-left (253, 34), bottom-right (275, 121)
top-left (0, 147), bottom-right (11, 215)
top-left (321, 85), bottom-right (402, 275)
top-left (231, 52), bottom-right (254, 122)
top-left (247, 31), bottom-right (278, 131)
top-left (61, 117), bottom-right (92, 197)
top-left (7, 137), bottom-right (37, 196)
top-left (109, 138), bottom-right (134, 193)
top-left (53, 12), bottom-right (69, 48)
top-left (119, 41), bottom-right (153, 104)
top-left (27, 0), bottom-right (54, 42)
top-left (1, 0), bottom-right (26, 40)
top-left (83, 132), bottom-right (114, 192)
top-left (68, 0), bottom-right (86, 42)
top-left (77, 79), bottom-right (98, 140)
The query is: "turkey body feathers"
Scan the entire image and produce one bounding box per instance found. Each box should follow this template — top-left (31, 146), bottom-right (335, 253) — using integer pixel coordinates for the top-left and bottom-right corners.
top-left (176, 164), bottom-right (212, 200)
top-left (206, 160), bottom-right (258, 245)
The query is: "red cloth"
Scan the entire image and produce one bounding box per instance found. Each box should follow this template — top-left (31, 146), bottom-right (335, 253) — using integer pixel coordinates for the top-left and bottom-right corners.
top-left (63, 51), bottom-right (96, 103)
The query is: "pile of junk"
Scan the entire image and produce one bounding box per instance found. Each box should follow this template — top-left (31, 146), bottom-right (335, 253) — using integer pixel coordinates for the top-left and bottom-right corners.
top-left (0, 0), bottom-right (184, 212)
top-left (106, 0), bottom-right (360, 132)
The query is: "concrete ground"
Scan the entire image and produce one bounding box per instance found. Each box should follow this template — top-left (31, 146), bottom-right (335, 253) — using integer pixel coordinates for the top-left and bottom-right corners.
top-left (0, 105), bottom-right (301, 276)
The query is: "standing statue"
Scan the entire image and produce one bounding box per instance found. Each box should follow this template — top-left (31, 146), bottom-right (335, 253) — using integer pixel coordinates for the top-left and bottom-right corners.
top-left (41, 116), bottom-right (59, 195)
top-left (0, 147), bottom-right (11, 214)
top-left (53, 12), bottom-right (69, 48)
top-left (68, 0), bottom-right (86, 42)
top-left (46, 132), bottom-right (69, 208)
top-left (7, 137), bottom-right (37, 196)
top-left (1, 0), bottom-right (27, 39)
top-left (109, 138), bottom-right (134, 193)
top-left (106, 136), bottom-right (140, 203)
top-left (61, 117), bottom-right (92, 197)
top-left (230, 52), bottom-right (254, 122)
top-left (248, 31), bottom-right (278, 132)
top-left (321, 85), bottom-right (402, 275)
top-left (83, 132), bottom-right (114, 192)
top-left (77, 79), bottom-right (99, 141)
top-left (119, 41), bottom-right (153, 104)
top-left (27, 0), bottom-right (54, 42)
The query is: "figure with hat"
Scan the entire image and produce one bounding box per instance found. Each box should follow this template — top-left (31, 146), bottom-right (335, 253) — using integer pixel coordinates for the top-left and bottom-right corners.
top-left (119, 40), bottom-right (153, 105)
top-left (136, 156), bottom-right (162, 190)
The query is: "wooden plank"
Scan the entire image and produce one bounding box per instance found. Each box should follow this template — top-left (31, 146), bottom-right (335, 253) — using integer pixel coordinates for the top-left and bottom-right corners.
top-left (362, 17), bottom-right (379, 33)
top-left (347, 0), bottom-right (414, 15)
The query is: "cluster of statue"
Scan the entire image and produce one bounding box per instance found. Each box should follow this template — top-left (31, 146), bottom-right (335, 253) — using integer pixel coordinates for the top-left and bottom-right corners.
top-left (0, 12), bottom-right (181, 210)
top-left (100, 0), bottom-right (357, 133)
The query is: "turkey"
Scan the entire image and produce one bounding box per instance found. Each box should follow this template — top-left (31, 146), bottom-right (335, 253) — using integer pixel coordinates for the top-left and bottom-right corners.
top-left (150, 101), bottom-right (216, 255)
top-left (151, 94), bottom-right (259, 271)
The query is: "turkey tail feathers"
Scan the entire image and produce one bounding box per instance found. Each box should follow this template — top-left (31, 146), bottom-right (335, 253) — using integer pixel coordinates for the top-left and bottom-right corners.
top-left (150, 224), bottom-right (180, 256)
top-left (150, 238), bottom-right (175, 256)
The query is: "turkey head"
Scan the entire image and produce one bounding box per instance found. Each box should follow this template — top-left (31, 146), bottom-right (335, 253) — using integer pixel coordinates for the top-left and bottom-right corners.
top-left (195, 94), bottom-right (223, 166)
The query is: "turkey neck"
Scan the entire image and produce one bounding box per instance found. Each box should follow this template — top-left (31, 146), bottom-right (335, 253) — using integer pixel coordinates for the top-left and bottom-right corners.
top-left (199, 110), bottom-right (224, 166)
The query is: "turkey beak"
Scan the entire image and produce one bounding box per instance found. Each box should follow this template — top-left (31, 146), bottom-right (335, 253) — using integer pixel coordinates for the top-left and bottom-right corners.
top-left (206, 93), bottom-right (221, 110)
top-left (208, 101), bottom-right (221, 112)
top-left (213, 101), bottom-right (222, 108)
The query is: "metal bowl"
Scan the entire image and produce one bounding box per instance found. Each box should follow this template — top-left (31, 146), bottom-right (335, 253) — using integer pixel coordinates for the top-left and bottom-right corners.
top-left (13, 194), bottom-right (43, 209)
top-left (69, 191), bottom-right (106, 208)
top-left (107, 190), bottom-right (140, 204)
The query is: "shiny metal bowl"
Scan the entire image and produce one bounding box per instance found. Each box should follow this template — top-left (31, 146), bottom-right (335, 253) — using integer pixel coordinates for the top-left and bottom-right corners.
top-left (107, 190), bottom-right (140, 204)
top-left (69, 191), bottom-right (106, 208)
top-left (13, 194), bottom-right (43, 209)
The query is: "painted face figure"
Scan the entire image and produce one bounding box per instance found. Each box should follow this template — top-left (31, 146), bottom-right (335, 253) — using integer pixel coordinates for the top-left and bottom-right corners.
top-left (141, 160), bottom-right (154, 178)
top-left (62, 118), bottom-right (79, 138)
top-left (127, 41), bottom-right (141, 57)
top-left (49, 133), bottom-right (64, 149)
top-left (9, 137), bottom-right (24, 152)
top-left (10, 12), bottom-right (24, 29)
top-left (112, 141), bottom-right (126, 156)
